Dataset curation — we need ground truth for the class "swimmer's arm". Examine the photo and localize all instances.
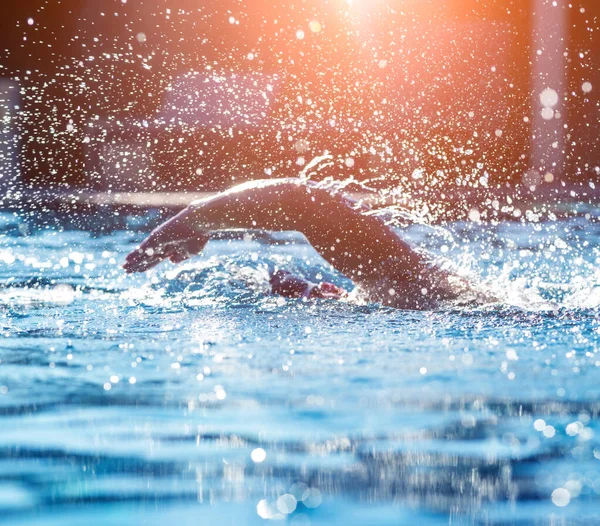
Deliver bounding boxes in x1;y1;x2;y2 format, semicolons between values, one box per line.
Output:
123;180;301;273
124;178;421;279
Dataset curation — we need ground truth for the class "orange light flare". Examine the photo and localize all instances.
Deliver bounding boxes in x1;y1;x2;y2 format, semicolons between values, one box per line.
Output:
326;0;527;149
118;1;530;191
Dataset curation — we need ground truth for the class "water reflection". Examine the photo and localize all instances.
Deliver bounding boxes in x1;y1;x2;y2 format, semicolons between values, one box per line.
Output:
0;221;599;523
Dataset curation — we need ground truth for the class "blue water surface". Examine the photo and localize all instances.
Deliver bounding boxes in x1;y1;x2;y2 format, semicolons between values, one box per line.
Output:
0;210;599;525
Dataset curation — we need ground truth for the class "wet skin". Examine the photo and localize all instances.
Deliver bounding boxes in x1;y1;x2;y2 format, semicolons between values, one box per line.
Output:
124;178;472;309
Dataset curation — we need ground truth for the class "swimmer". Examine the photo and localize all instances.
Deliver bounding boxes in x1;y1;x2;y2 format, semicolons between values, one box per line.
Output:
123;178;479;309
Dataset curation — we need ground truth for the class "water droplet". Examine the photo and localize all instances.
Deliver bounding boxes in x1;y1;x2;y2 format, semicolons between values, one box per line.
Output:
551;487;570;507
251;448;266;463
540;88;559;108
277;494;297;515
309;20;322;33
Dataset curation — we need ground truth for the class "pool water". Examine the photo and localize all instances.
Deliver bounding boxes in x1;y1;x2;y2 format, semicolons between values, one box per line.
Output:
0;210;599;525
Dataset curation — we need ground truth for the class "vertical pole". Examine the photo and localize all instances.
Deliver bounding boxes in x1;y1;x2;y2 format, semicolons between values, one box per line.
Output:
529;0;568;186
0;79;20;197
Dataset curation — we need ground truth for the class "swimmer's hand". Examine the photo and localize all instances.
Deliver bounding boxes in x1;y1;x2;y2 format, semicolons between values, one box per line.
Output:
310;282;347;300
123;211;210;273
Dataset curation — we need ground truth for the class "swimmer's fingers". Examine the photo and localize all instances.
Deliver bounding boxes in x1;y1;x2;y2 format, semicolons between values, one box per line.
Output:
123;231;182;272
123;245;170;273
124;242;187;272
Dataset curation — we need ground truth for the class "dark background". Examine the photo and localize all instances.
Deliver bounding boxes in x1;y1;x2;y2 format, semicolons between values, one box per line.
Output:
0;0;597;205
